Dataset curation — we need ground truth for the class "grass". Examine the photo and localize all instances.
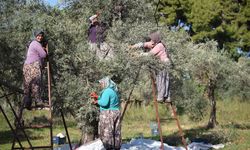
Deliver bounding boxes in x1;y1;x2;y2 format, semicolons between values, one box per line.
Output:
0;108;81;149
122;100;250;149
1;100;250;149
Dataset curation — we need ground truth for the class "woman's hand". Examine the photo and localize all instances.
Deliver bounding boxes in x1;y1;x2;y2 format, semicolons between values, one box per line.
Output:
92;99;98;105
144;41;155;49
90;92;98;100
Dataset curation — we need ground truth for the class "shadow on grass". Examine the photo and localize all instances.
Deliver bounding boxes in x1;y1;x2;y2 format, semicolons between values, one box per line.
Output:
162;125;228;146
221;122;250;130
123;125;230;147
0;130;14;144
0;129;46;145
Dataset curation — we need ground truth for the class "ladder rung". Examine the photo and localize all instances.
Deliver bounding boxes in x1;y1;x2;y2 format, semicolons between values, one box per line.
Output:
31;104;50;109
161;118;176;121
13;145;52;149
21;124;52;129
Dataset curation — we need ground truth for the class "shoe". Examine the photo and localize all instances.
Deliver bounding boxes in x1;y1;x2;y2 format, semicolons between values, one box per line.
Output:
35;99;50;110
43;99;49;104
23;96;32;110
157;99;164;103
164;98;171;103
34;101;46;108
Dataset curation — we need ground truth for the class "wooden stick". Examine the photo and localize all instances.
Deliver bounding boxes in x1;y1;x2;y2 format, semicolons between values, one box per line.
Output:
120;66;142;122
46;43;53;149
150;73;164;150
168;102;188;150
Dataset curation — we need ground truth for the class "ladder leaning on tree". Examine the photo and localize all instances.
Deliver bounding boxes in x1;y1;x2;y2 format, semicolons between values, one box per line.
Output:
120;69;188;150
0;43;72;150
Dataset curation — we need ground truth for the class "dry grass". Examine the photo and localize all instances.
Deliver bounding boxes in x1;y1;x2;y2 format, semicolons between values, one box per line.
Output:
1;100;250;149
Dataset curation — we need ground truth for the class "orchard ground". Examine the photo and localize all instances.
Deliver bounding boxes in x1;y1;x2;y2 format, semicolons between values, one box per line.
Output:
0;100;250;149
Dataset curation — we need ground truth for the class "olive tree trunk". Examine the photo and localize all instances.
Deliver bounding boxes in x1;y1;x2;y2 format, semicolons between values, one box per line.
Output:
207;80;218;128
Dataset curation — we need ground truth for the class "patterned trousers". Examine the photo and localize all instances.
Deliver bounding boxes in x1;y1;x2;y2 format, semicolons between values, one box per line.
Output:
99;110;121;150
23;61;42;104
155;69;170;101
88;42;114;60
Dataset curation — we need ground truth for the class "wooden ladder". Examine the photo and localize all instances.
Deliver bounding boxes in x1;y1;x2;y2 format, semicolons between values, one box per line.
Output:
120;69;188;150
150;73;188;150
0;44;72;150
13;50;53;149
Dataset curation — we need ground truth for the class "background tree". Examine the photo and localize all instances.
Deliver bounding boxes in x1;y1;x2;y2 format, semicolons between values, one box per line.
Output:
158;0;250;59
185;41;234;128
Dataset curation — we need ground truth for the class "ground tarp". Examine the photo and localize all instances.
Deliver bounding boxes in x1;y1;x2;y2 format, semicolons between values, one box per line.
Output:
74;138;224;150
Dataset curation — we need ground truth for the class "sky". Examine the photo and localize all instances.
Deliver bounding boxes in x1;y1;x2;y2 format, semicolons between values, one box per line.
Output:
44;0;58;7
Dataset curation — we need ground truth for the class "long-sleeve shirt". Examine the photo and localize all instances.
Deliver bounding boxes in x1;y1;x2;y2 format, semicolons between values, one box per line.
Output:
149;43;169;63
88;25;97;43
133;42;170;63
24;40;47;64
88;23;107;44
98;87;120;111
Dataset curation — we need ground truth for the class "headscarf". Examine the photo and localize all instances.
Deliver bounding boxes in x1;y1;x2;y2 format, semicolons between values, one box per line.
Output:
149;31;161;44
99;76;118;92
89;14;98;22
34;30;44;37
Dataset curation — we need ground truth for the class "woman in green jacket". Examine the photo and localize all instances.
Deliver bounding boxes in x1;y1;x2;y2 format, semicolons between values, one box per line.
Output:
91;76;121;150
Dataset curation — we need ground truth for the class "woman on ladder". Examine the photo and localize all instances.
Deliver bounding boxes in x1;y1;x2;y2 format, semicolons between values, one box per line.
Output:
130;31;171;103
23;30;47;110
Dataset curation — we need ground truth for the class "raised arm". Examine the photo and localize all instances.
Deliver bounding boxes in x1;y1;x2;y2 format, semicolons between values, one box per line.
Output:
129;42;144;49
129;41;154;49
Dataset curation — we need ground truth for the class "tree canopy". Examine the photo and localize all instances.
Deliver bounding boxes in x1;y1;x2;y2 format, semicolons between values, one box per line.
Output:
158;0;250;59
0;0;249;143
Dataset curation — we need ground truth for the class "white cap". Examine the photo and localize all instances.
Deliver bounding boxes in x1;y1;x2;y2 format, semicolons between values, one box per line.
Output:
56;133;65;138
89;14;98;21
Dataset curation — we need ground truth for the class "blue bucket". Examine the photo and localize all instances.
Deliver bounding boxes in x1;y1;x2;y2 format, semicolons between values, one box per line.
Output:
53;136;66;145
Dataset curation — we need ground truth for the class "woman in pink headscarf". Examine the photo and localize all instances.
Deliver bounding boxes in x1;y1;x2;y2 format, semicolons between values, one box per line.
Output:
130;31;171;103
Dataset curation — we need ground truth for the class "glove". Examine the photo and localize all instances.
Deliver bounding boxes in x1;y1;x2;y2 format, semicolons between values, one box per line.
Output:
90;92;98;100
140;52;149;56
129;42;144;49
